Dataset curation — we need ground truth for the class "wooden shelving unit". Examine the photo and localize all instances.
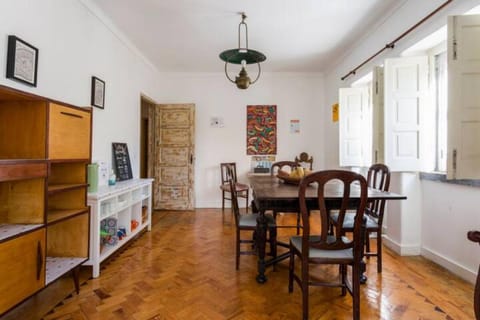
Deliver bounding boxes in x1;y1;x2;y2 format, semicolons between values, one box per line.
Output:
0;84;92;315
84;179;153;278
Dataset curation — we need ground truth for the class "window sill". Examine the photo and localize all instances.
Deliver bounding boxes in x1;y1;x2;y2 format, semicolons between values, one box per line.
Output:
419;172;480;188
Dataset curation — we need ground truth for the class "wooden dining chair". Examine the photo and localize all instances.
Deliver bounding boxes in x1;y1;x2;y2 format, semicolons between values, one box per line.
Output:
294;152;313;170
289;170;368;320
329;163;390;273
468;230;480;320
220;162;249;212
271;161;302;235
226;164;277;270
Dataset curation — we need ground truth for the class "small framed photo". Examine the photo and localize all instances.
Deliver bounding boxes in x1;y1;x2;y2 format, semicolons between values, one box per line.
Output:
6;35;39;87
91;76;105;109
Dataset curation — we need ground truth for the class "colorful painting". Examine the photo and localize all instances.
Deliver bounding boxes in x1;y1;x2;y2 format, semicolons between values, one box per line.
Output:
246;105;277;155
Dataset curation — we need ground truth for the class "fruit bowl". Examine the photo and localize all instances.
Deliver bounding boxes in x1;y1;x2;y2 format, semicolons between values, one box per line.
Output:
276;170;302;185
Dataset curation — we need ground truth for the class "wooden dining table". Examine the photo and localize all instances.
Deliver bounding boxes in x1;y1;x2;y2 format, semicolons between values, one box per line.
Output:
248;174;407;284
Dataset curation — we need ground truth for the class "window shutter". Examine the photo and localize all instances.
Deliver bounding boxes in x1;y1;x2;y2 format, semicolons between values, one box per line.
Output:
447;14;480;179
372;66;385;164
384;56;430;171
339;87;370;167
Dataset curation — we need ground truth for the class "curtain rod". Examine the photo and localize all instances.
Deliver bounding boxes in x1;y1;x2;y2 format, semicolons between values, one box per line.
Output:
341;0;453;81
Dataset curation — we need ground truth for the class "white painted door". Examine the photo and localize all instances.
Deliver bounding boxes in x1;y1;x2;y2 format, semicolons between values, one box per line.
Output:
339;87;370;167
447;14;480;179
384;56;431;171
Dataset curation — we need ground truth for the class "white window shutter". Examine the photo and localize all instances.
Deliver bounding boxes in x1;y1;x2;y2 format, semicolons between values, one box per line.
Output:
372;66;385;164
384;56;430;172
339;87;370;167
447;14;480;179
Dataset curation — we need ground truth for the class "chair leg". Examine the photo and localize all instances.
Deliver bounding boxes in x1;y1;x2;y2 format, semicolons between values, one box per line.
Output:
236;229;240;270
365;232;371;259
352;262;361;320
301;261;309;320
296;212;301;235
340;264;347;296
288;247;294;293
377;231;382;273
269;227;277;271
222;190;225;211
245;190;249;213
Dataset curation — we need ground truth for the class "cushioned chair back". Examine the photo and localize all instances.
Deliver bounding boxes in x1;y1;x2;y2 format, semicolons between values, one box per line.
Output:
221;162;238;185
225;164;241;226
294;152;313;170
298;170;368;254
270;161;299;176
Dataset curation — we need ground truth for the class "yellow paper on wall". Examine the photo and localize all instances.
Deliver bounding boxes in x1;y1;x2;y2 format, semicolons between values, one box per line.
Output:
332;103;339;122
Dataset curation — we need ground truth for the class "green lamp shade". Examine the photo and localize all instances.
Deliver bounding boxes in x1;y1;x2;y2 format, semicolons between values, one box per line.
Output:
219;49;266;64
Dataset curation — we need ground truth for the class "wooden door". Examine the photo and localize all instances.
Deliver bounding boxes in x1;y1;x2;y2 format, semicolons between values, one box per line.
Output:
153;104;195;210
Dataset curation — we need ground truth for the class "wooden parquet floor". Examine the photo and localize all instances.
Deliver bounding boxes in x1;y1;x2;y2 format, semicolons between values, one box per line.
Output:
9;209;476;319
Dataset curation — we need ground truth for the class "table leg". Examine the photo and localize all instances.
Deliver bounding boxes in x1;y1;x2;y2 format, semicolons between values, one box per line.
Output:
360;216;368;284
256;209;268;284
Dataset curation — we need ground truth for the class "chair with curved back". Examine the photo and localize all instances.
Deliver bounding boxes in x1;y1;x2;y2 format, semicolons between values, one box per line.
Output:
220;162;249;212
329;163;390;273
288;170;368;320
468;230;480;320
271;161;302;235
225;164;277;270
295;152;313;170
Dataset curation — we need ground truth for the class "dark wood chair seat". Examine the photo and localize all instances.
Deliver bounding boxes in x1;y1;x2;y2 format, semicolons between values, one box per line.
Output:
330;212;379;229
220;182;249;193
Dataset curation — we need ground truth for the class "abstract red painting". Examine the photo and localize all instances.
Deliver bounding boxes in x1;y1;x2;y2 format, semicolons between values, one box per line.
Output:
246;105;277;155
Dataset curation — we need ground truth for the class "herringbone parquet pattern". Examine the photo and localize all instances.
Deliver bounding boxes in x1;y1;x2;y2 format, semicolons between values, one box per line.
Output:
34;209;475;319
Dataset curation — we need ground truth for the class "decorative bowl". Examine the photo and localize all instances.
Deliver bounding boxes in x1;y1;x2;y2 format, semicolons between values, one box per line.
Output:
276;170;302;185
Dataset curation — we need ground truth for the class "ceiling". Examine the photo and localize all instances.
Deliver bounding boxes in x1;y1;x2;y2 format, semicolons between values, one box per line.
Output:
93;0;403;73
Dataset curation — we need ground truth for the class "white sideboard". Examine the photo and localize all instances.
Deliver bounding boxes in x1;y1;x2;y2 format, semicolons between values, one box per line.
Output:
84;178;153;278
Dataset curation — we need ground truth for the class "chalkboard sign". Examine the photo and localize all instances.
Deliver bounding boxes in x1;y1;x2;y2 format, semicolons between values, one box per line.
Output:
112;142;133;181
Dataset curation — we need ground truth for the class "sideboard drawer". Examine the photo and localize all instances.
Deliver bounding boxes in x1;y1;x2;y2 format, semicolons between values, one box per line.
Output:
48;103;91;160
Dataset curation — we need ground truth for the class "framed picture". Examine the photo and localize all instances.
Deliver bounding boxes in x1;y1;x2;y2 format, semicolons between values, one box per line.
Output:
91;76;105;109
6;35;39;87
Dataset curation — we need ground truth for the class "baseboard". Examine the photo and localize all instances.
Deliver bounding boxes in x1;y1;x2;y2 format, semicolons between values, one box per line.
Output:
421;246;477;284
194;201;248;209
383;235;421;256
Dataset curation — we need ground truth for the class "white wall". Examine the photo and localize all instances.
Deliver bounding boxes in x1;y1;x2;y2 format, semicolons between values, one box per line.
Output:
0;0;160;176
0;1;326;209
155;72;325;207
324;0;480;283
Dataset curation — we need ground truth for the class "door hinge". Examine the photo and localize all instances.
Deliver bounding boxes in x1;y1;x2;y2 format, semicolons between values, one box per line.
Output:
453;39;457;60
452;16;458;61
453;149;457;170
375;150;378;163
375;81;378;95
